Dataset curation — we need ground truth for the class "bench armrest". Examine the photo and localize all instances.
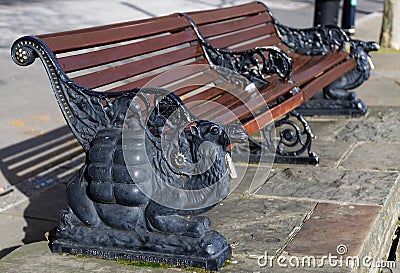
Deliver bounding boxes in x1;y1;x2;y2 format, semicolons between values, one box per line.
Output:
201;42;293;86
275;23;350;55
182;13;292;86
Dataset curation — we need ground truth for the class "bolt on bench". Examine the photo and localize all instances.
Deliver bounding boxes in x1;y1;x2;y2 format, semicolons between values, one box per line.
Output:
11;2;377;271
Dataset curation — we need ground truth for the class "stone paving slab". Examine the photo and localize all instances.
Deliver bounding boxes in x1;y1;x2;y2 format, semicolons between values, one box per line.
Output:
206;197;315;257
306;118;351;142
334;107;400;143
255;167;399;206
285;203;381;257
310;140;353;168
360;76;400;107
341;142;400;172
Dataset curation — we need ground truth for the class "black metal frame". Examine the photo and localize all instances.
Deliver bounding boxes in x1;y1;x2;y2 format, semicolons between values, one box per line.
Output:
11;36;250;271
258;2;379;117
183;13;320;165
182;13;293;89
242;110;319;165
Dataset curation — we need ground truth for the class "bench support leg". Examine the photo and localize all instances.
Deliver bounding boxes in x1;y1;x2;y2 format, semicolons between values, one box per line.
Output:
271;110;319;165
234;111;319;165
295;89;368;117
296;40;380;118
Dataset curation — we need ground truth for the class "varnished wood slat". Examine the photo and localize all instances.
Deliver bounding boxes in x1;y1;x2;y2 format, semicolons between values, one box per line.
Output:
197;81;294;124
238;34;282;49
104;59;209;92
182;86;223;104
301;58;356;101
182;81;236;106
59;30;197;73
40;16;190;53
72;45;203;89
38;16;170;39
229;34;282;50
198;14;274;38
243;93;304;136
187;2;269;25
209;25;276;50
293;51;349;85
168;70;221;94
188;81;252;118
290;54;313;71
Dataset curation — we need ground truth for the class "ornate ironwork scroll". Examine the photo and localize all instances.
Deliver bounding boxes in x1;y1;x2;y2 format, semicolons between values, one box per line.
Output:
243;110;318;165
182;14;293;88
11;36;140;151
255;1;379;117
275;23;349;55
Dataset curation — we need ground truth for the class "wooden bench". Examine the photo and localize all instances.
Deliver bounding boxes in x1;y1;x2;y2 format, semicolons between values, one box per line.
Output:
184;1;379;117
11;12;318;165
10;3;378;271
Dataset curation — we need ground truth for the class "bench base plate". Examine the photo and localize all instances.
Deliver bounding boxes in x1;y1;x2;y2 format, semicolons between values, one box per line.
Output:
50;239;231;271
240;150;319;165
296;98;368;117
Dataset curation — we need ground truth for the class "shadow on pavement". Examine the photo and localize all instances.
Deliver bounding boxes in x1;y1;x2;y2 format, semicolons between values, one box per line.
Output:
0;125;84;258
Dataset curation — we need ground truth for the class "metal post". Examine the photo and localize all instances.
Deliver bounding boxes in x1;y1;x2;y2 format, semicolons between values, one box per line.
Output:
314;0;341;26
342;0;356;34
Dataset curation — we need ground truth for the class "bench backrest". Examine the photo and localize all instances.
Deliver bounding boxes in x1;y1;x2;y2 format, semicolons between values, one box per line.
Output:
12;9;296;139
186;2;286;52
37;14;205;93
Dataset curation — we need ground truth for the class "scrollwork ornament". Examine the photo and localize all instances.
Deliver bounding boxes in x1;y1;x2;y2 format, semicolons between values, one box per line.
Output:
275;23;349;55
273;111;315;158
12;45;36;66
182;14;292;85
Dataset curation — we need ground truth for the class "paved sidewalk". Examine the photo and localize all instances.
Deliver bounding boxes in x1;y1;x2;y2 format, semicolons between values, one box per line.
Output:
0;1;399;273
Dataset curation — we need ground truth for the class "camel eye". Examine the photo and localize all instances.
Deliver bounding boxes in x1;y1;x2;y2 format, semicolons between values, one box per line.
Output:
210;126;220;135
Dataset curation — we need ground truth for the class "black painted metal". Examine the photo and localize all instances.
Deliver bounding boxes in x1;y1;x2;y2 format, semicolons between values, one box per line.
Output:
11;36;249;271
314;0;341;26
183;13;293;88
342;0;356;34
255;2;380;117
234;111;319;165
275;23;349;55
296;40;379;117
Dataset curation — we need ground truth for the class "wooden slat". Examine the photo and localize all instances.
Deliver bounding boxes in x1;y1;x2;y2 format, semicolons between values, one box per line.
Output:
59;30;197;73
243;93;304;136
72;45;203;89
38;16;165;39
209;24;276;49
230;34;282;50
187;2;269;25
301;58;356;101
168;69;220;93
293;51;349;85
182;81;237;108
197;81;294;124
104;59;208;92
40;16;190;53
198;14;274;38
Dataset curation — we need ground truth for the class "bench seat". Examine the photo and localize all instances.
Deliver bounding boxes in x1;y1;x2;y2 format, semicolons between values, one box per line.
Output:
185;1;378;117
12;13;304;151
